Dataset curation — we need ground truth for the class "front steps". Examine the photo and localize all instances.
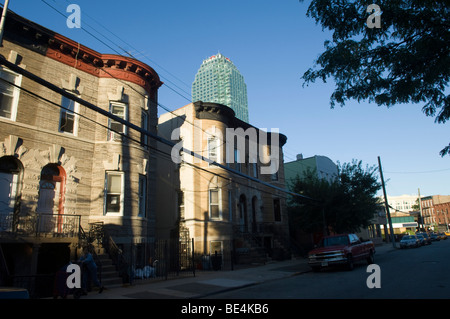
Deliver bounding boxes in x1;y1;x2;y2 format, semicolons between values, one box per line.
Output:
95;252;123;288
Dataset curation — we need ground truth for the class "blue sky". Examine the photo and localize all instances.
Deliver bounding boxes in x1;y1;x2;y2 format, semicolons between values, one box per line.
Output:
9;0;450;197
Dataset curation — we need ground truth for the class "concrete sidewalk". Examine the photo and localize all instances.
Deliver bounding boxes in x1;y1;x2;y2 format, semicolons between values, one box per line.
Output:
79;243;397;299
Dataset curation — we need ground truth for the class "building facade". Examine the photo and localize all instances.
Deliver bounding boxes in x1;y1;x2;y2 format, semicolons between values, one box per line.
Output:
0;10;162;292
156;101;290;269
434;201;450;232
420;195;450;231
192;53;249;123
284;154;338;186
285;154;384;247
386;194;419;215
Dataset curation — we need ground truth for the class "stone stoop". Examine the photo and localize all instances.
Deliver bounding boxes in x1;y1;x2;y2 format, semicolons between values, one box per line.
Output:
96;253;123;288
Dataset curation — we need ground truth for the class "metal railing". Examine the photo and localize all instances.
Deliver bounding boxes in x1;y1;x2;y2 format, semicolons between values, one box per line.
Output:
0;212;81;238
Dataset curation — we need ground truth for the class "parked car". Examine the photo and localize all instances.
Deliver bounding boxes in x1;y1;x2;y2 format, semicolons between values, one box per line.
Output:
415;234;426;246
307;233;375;271
430;233;440;241
417;232;432;245
438;232;448;240
400;235;420;249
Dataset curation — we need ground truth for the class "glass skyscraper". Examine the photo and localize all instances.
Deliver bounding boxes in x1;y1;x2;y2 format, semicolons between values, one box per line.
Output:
192;53;249;123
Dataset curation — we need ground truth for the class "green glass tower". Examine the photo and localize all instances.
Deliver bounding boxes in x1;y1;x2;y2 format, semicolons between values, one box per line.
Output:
192;53;249;123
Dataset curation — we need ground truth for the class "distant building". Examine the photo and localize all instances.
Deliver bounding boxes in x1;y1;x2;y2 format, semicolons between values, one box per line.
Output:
285;154;384;246
420;195;450;231
434;201;450;232
284;154;338;187
192;53;249;122
381;194;450;233
386;194;419;214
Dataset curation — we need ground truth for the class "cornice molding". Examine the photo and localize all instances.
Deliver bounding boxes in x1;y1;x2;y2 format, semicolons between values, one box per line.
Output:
47;35;163;92
3;9;163;93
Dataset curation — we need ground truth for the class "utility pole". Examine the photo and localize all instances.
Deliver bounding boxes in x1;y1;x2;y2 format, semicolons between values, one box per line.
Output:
378;156;396;248
418;188;424;231
0;0;10;47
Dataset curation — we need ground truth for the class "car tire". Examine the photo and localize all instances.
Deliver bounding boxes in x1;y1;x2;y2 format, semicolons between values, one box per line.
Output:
347;255;354;271
366;250;374;265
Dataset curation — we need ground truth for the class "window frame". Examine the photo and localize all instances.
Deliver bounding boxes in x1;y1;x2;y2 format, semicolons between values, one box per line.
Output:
108;101;128;141
58;93;80;136
207;136;219;165
140;110;149;148
138;174;147;218
0;67;22;121
209;188;222;220
104;171;124;215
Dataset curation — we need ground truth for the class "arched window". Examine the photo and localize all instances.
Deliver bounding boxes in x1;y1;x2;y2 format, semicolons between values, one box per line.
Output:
37;164;66;215
0;156;23;230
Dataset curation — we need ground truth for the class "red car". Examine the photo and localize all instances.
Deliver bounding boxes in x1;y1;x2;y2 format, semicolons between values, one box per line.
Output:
308;234;375;271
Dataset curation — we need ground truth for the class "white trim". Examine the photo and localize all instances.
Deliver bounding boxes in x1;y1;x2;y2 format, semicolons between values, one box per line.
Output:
104;171;124;216
0;67;21;122
207;135;220;166
58;94;80;136
108;101;128;141
209;188;222;220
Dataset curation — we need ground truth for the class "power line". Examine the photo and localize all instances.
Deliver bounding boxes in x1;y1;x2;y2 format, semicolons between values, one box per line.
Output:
0;56;315;201
2;4;314;200
40;0;193;101
0;74;292;201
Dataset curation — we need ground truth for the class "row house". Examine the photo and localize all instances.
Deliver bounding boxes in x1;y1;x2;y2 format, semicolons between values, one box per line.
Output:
420;195;450;231
434;202;450;232
0;10;162;292
156;101;290;269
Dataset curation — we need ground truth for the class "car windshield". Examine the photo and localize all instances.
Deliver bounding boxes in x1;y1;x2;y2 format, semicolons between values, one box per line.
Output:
402;236;412;240
322;236;349;247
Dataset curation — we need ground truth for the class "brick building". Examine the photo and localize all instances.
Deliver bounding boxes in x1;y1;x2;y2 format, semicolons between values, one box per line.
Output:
421;196;450;232
0;10;162;294
156;101;291;269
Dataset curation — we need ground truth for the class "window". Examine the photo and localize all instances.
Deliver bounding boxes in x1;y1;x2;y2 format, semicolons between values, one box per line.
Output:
209;188;221;220
208;136;219;164
0;68;21;121
59;95;79;135
0;157;22;224
273;198;281;222
252;163;258;178
138;175;147;217
178;191;185;220
141;111;148;147
37;164;66;219
105;172;123;215
234;148;241;172
108;102;127;141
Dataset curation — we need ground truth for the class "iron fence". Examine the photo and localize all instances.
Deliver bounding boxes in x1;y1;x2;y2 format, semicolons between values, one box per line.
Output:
0;213;81;238
130;237;196;284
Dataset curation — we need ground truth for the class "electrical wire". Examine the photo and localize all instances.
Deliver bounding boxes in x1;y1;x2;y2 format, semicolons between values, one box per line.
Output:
1;3;316;200
0;63;312;202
